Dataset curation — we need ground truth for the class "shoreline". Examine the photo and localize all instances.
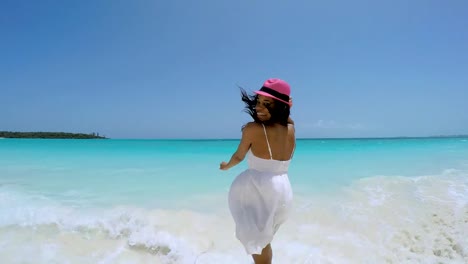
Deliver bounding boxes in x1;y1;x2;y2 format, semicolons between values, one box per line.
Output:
0;131;107;139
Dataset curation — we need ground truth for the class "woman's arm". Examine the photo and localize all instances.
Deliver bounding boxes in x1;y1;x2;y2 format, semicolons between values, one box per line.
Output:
220;123;255;170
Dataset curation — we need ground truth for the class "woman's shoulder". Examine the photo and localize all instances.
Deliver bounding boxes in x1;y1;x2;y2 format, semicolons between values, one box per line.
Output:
241;122;262;133
287;123;296;139
242;122;262;129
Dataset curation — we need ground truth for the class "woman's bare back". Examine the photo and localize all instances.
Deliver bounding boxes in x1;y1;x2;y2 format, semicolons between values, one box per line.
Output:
249;123;295;161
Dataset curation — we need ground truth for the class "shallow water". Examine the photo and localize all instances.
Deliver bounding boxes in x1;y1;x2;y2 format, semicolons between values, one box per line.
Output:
1;138;467;263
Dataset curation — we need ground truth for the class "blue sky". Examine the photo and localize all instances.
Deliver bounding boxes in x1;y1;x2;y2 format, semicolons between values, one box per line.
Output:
1;0;467;139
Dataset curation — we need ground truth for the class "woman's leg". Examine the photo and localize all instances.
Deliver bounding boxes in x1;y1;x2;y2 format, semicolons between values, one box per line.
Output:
252;244;272;264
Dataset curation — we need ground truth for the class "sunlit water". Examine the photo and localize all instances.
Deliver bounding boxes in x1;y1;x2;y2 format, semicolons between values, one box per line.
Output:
1;138;467;263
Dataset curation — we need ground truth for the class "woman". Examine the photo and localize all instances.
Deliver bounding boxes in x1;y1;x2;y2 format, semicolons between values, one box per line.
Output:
220;78;295;264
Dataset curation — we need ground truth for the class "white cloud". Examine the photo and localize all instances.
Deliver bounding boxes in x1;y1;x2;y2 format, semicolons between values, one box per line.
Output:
305;120;367;130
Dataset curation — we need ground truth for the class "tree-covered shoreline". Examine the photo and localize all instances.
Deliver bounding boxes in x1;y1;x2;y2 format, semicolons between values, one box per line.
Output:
0;131;107;139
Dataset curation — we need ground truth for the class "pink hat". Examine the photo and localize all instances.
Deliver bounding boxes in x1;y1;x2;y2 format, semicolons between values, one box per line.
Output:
254;78;291;106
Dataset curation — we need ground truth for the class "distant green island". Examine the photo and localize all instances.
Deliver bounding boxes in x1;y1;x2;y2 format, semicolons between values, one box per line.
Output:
0;131;108;139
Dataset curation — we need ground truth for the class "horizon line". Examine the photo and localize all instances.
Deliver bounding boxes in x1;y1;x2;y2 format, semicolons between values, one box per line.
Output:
108;135;468;140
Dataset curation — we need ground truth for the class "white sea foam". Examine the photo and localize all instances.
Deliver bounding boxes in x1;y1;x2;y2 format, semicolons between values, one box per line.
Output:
1;170;467;263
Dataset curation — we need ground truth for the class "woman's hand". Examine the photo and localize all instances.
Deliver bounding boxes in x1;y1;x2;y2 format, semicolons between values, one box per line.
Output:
219;161;229;170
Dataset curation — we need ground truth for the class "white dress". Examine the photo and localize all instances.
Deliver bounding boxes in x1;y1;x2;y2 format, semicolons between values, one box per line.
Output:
228;124;294;255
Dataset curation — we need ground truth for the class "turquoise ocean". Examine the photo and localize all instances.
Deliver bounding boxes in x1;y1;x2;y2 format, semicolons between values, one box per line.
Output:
0;138;467;263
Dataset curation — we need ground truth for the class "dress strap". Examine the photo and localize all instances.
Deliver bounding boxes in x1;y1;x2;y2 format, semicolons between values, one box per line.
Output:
290;142;296;159
261;124;273;160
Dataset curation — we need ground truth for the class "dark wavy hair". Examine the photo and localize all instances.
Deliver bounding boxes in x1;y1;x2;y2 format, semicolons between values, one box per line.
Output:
240;87;290;126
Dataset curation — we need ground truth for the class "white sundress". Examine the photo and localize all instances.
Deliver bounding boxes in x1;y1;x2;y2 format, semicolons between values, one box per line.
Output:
228;124;294;255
